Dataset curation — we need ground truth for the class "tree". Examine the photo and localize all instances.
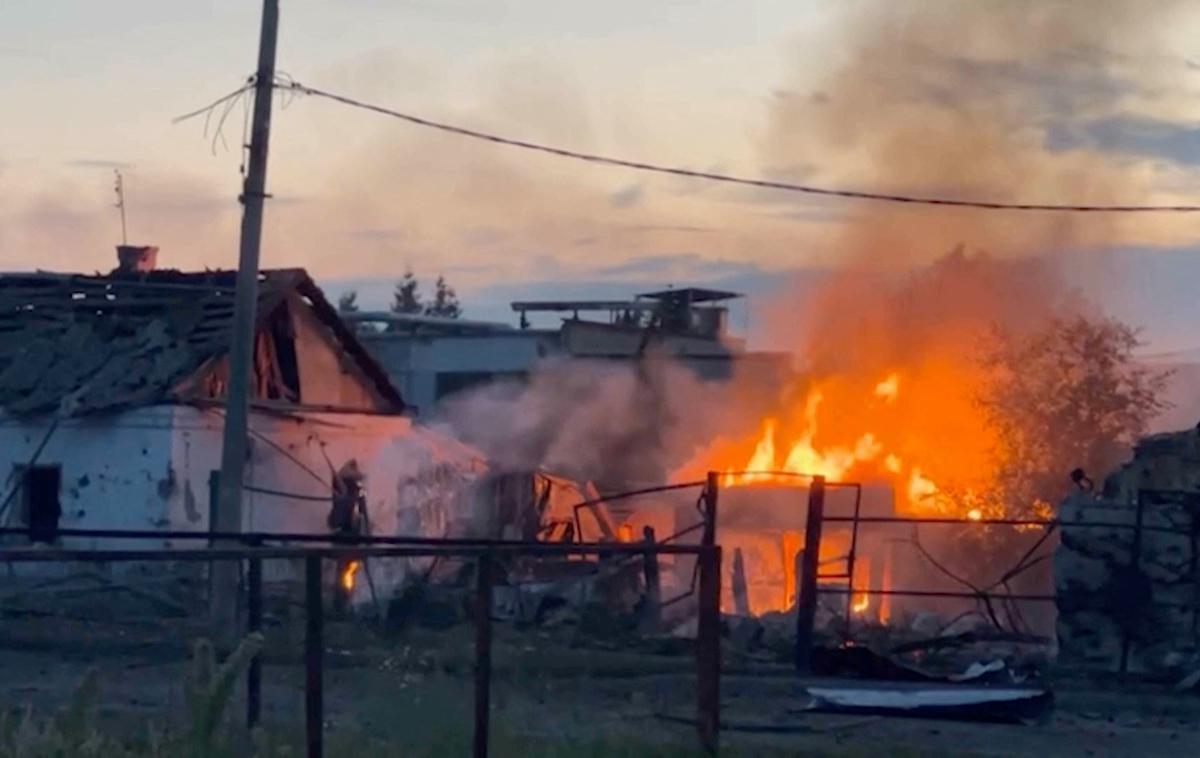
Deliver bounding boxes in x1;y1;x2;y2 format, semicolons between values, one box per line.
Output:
424;275;462;319
391;269;422;314
337;290;359;314
978;314;1170;517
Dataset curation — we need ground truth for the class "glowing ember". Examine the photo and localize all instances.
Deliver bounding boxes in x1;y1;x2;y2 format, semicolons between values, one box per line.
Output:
967;508;983;521
851;593;871;614
340;560;361;592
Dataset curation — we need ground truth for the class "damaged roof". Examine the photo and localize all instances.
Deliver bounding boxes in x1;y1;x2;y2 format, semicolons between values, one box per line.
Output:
0;268;405;417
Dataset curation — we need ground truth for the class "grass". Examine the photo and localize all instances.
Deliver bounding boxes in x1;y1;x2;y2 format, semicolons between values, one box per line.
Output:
0;628;957;757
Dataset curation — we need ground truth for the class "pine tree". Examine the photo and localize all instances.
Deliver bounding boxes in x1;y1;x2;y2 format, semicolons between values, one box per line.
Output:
425;275;462;319
391;269;422;314
337;290;359;314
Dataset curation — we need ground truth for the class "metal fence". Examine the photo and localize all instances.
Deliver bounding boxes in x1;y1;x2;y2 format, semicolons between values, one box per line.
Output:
0;533;722;757
5;472;1194;753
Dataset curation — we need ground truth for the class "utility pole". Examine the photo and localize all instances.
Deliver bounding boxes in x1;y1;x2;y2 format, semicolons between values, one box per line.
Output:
213;0;280;628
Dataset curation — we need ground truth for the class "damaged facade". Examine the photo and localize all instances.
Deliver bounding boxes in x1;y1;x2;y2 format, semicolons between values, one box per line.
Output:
0;261;484;561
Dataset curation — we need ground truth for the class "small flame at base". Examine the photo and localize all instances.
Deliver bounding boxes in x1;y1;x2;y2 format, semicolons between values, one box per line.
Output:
340;560;361;592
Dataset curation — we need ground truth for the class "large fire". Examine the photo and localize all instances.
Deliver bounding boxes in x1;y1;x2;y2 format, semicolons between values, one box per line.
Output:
708;369;996;516
676;363;1006;619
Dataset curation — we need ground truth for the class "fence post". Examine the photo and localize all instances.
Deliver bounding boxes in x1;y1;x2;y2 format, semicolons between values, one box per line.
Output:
795;475;826;673
696;544;722;755
702;472;720;547
246;554;263;730
641;526;662;632
207;471;221;546
206;472;220;607
474;552;495;758
305;556;323;758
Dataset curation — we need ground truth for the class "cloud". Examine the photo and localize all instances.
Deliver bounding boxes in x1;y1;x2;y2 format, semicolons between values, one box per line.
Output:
1048;115;1200;166
623;224;718;235
346;228;404;241
608;183;644;209
592;252;760;281
460;226;507;246
758;0;1200;265
65;159;134;170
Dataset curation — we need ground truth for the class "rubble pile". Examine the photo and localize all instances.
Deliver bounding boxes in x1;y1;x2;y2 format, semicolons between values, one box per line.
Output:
1056;427;1200;675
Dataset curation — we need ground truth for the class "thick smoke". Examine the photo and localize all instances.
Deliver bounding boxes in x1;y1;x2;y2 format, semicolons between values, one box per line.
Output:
436;1;1196;495
435;355;745;489
754;0;1195;462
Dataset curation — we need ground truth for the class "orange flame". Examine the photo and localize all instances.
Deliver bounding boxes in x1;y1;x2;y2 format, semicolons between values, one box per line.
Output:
340;560;361;592
711;374;966;516
680;366;1003;619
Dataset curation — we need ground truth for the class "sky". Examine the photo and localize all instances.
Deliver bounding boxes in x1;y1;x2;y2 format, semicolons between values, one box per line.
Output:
4;1;1200;349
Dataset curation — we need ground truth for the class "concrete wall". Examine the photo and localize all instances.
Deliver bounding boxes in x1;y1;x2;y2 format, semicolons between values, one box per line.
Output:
0;406;178;545
161;406;485;539
362;332;556;414
1056;428;1200;674
1;405;487;595
362;328;795;418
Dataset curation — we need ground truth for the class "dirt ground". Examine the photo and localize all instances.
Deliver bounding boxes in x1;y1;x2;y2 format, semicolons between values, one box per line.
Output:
1;605;1199;757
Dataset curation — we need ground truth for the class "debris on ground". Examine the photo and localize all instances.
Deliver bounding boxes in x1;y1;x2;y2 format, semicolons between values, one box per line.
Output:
801;680;1054;724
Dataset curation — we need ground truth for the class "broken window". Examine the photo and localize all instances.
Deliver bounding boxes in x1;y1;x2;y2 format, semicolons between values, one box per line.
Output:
13;464;62;543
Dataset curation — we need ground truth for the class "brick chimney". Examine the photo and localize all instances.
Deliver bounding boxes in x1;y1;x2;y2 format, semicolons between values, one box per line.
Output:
116;245;158;273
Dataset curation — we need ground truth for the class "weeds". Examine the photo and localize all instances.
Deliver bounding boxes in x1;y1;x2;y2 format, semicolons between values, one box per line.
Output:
0;635;267;758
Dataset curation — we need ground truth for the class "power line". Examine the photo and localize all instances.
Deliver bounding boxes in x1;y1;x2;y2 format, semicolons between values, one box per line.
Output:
278;79;1200;214
172;80;254;126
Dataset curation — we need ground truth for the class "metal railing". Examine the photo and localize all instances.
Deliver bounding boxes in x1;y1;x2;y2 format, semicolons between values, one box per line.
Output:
0;533;723;757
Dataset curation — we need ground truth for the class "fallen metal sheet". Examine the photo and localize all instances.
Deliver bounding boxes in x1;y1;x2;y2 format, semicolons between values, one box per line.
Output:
804;682;1053;724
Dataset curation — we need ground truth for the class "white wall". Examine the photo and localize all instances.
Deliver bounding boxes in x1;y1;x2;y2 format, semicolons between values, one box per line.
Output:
0;406;178;545
164;405;485;539
362;332;555;414
167;405;487;598
2;405;487;595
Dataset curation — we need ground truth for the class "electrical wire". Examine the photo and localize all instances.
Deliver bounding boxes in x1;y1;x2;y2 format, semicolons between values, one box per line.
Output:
172;80;255;126
277;79;1200;214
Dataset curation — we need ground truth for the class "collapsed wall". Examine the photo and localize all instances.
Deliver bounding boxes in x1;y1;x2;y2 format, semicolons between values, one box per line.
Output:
1056;426;1200;673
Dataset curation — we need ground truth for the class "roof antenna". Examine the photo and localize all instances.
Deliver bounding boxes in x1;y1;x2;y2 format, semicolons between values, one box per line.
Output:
113;169;128;245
